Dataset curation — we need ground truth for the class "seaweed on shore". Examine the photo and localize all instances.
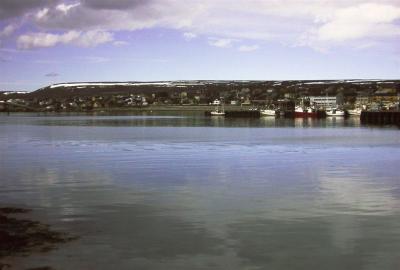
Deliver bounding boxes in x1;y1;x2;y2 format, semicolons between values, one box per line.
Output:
0;207;77;270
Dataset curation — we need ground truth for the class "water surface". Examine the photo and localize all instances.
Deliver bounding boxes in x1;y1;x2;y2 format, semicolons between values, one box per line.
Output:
1;112;400;270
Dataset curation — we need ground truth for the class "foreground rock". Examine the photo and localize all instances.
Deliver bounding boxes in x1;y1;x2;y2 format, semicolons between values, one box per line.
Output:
0;207;76;270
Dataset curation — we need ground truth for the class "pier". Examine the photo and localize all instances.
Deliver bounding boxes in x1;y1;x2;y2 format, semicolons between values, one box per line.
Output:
205;110;400;126
361;111;400;126
225;111;260;118
205;110;328;118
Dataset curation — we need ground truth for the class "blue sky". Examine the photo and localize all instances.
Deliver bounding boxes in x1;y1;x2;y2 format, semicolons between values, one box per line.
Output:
0;0;399;91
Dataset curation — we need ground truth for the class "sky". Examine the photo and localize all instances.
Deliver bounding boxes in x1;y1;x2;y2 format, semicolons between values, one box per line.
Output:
0;0;399;91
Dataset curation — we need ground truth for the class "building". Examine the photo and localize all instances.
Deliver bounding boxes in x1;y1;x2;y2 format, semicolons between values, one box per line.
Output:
355;96;369;106
309;96;337;108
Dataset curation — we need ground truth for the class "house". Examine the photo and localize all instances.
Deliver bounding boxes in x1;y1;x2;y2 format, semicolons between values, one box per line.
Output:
69;102;79;108
93;101;103;108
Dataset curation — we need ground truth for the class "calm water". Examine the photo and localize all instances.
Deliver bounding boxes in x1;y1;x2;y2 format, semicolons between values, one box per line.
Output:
1;112;400;270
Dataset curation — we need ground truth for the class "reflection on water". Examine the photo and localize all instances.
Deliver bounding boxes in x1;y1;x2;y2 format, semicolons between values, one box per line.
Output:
1;113;400;270
0;111;365;128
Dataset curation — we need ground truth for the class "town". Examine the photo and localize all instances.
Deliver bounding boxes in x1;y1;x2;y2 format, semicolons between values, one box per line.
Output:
1;80;399;114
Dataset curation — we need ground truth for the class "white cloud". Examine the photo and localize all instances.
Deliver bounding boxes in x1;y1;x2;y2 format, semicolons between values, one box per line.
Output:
316;3;400;42
17;31;79;49
17;30;113;49
113;40;129;47
208;38;235;48
238;45;259;52
297;2;400;49
183;32;197;41
0;24;17;38
73;30;114;47
56;3;81;14
35;8;49;20
4;0;400;51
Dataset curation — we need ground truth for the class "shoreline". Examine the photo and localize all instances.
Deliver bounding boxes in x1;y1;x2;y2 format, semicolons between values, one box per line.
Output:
1;104;253;113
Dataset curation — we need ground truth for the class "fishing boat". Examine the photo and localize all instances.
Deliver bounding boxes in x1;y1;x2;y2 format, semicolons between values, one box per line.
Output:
210;109;225;116
294;106;318;117
326;108;345;116
260;109;276;116
347;108;362;116
210;102;225;116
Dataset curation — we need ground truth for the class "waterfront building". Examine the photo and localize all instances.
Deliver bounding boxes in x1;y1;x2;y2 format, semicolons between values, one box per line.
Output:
309;96;337;108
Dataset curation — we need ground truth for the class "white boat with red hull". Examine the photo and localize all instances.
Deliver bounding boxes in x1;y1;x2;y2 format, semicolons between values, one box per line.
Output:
294;106;318;117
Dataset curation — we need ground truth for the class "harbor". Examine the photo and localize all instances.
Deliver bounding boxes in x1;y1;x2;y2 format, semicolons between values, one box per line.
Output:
205;106;400;126
2;1;400;268
202;93;400;126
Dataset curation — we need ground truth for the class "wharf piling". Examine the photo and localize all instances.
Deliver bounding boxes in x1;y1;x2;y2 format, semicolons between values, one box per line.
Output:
283;110;326;118
225;111;260;118
360;111;400;126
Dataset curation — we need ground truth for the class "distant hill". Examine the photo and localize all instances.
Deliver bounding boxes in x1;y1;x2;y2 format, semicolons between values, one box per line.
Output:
2;80;400;100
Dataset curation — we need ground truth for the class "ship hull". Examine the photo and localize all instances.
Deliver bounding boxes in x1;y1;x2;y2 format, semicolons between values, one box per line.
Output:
294;112;318;118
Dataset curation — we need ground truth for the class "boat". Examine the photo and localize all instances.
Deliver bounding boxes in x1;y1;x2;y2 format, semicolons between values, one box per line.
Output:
260;109;276;116
326;108;345;116
210;102;225;116
294;106;318;117
348;108;362;116
210;109;225;116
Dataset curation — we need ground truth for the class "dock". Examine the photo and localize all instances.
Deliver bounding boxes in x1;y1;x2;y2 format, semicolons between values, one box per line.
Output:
204;110;400;126
360;111;400;126
225;111;260;118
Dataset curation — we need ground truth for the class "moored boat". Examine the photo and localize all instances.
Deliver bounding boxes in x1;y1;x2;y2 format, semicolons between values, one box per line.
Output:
260;109;276;116
211;102;225;116
348;108;362;116
294;106;318;117
326;108;345;116
210;109;225;116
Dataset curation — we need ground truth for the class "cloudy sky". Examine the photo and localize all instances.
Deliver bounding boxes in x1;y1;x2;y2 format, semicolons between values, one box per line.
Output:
0;0;399;91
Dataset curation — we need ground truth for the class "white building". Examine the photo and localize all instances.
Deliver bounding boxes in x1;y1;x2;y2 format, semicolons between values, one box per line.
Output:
212;99;221;105
309;96;337;108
